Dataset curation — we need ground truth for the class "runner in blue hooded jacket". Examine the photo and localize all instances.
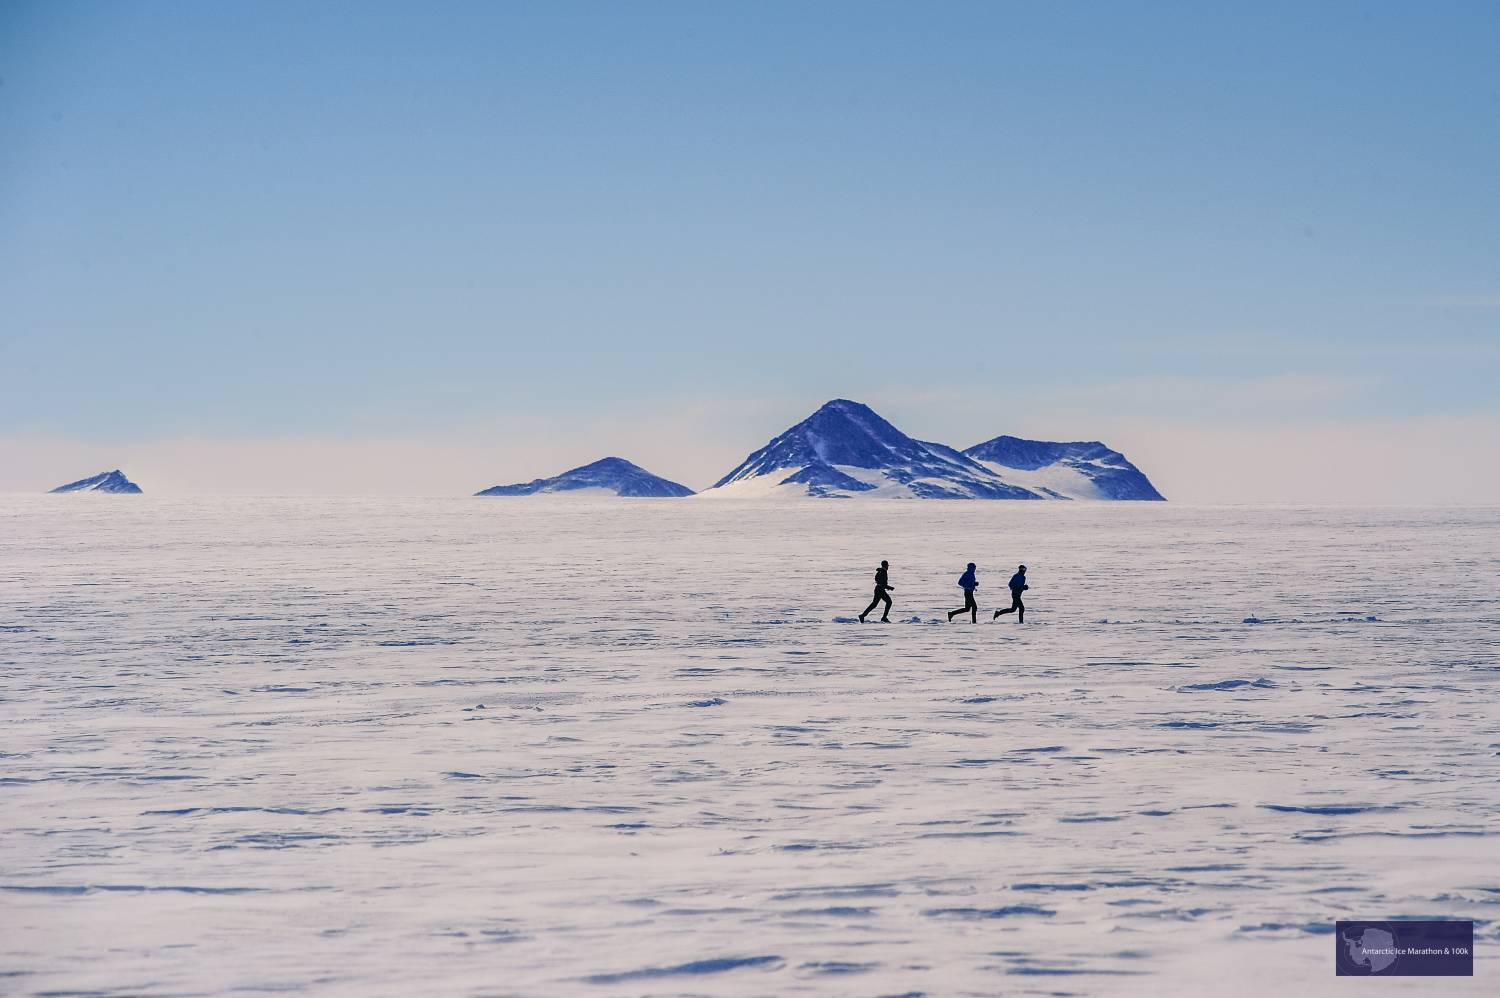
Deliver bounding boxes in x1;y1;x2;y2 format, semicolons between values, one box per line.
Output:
947;563;979;623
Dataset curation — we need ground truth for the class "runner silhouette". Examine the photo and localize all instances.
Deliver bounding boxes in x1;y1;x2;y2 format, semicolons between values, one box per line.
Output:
994;564;1028;622
947;563;979;623
859;560;894;623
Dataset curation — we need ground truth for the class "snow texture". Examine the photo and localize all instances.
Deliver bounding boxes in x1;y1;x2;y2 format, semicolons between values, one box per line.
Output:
476;456;694;497
702;399;1162;500
1;497;1496;995
47;469;142;494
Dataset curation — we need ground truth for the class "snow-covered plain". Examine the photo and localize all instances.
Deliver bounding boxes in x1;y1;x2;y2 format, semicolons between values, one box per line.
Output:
1;497;1496;995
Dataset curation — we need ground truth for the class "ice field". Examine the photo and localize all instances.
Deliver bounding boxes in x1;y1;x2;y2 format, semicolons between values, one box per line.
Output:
2;497;1497;995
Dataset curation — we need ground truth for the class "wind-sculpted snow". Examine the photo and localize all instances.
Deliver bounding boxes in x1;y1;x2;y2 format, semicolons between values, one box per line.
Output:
1;499;1497;994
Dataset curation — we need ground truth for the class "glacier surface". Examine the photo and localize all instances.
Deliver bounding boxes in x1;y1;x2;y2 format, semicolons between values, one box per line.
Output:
0;497;1496;995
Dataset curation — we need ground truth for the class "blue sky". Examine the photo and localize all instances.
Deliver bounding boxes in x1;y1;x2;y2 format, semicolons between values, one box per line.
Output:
2;1;1497;498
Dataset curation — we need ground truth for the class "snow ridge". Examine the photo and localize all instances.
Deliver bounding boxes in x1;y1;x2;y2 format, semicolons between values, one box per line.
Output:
964;436;1165;501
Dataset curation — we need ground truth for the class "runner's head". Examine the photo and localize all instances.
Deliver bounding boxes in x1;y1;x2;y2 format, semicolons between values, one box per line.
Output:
967;562;976;570
1018;565;1026;573
881;560;888;568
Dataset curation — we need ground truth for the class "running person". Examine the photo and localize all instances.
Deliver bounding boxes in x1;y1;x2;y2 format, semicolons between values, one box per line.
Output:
994;564;1028;622
947;563;979;623
859;560;894;623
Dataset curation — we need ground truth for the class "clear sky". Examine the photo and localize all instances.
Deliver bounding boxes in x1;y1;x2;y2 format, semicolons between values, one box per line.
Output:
3;1;1497;500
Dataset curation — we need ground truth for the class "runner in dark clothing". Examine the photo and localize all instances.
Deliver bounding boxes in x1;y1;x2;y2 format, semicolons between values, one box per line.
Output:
947;563;979;623
994;565;1028;622
859;560;894;623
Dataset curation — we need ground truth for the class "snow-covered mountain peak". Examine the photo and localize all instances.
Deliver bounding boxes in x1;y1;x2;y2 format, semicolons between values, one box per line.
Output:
475;457;694;498
49;470;143;494
698;400;1164;501
964;436;1164;501
705;400;1040;499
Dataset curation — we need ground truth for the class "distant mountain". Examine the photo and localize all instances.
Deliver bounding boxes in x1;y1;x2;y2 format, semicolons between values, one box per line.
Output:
475;457;694;497
697;399;1163;500
49;470;143;494
964;436;1165;501
701;399;1041;499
